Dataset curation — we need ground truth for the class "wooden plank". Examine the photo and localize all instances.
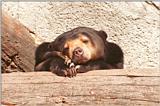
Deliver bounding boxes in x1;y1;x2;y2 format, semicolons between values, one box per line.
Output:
2;12;36;72
2;69;160;106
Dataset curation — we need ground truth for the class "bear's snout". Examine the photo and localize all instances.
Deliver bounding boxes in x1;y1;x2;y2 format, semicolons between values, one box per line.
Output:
73;47;84;57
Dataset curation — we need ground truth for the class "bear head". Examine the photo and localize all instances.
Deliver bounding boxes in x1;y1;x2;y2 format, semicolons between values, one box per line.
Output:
51;27;108;64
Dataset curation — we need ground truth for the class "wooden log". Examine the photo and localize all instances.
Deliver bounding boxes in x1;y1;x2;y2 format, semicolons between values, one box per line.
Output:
2;69;160;106
2;12;36;72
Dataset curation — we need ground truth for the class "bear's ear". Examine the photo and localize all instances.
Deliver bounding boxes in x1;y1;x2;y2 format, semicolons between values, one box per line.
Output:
97;30;108;40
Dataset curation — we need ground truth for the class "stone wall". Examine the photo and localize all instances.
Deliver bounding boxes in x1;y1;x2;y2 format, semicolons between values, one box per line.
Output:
2;2;160;69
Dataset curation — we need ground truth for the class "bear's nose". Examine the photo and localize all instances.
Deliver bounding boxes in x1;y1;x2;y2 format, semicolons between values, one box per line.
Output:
73;47;83;56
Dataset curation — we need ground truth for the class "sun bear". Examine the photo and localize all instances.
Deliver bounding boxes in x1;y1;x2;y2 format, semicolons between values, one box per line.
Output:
34;27;124;77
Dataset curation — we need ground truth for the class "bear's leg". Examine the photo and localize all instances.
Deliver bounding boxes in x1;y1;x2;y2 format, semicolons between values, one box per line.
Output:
75;59;108;73
49;57;78;77
107;62;123;69
34;58;53;71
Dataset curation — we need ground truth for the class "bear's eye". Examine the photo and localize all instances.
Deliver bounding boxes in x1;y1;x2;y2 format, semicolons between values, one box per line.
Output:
64;47;69;51
82;40;89;44
63;47;69;54
80;35;89;44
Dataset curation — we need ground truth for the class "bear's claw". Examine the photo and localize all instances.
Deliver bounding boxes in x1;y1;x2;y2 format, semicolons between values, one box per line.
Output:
63;56;81;77
64;56;72;66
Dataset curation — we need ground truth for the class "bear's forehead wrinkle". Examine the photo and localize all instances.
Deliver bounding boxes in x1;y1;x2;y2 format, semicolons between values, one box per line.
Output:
54;27;104;49
58;27;99;40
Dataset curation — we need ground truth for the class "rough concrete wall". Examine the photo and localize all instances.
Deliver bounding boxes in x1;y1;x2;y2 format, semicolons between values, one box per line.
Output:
2;2;160;69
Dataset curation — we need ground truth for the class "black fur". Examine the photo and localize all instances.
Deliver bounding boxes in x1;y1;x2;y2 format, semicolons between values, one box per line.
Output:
34;27;124;77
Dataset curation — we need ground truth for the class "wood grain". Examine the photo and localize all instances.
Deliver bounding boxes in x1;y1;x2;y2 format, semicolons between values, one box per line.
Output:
2;12;36;72
2;69;160;106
